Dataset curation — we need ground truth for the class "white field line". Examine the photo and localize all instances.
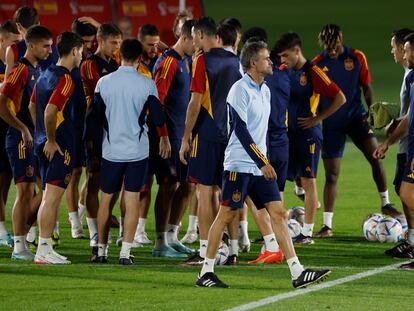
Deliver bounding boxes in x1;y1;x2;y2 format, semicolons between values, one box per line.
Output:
227;261;411;311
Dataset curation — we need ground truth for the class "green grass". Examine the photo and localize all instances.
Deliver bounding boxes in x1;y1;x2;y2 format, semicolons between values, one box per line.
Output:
1;142;413;311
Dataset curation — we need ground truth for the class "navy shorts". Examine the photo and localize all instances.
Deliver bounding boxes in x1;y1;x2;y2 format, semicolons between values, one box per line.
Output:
187;135;225;186
402;153;414;184
268;143;289;192
100;158;148;193
85;133;102;173
73;128;85;168
155;139;188;184
0;122;11;174
38;144;74;190
221;171;281;210
393;153;407;194
287;132;321;180
6;141;37;184
322;115;375;159
147;123;159;176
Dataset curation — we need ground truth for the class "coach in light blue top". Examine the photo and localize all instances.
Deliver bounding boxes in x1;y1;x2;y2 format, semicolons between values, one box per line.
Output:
225;73;271;176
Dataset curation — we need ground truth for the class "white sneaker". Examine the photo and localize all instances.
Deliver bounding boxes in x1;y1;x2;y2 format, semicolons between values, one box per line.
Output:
135;231;152;245
132;239;143;248
238;235;251;253
90;233;98;247
71;226;85;239
34;252;71;264
180;230;198;244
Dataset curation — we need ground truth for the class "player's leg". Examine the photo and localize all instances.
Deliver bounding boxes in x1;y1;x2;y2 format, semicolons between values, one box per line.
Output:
397;180;414;267
85;163;100;247
180;183;198;244
0;170;13;247
296;176;318;244
238;203;250;252
66;166;84;238
135;176;152;244
78;177;87;219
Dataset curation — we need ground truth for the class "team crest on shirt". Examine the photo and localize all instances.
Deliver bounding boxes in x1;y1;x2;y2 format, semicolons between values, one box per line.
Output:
232;190;241;203
64;174;72;185
26;165;34;177
305;166;311;172
344;58;354;71
31;75;35;80
299;73;307;86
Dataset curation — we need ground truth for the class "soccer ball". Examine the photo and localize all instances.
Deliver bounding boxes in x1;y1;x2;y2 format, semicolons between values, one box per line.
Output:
376;217;403;243
362;215;382;241
288;206;305;225
287;219;302;239
395;214;408;237
215;243;229;265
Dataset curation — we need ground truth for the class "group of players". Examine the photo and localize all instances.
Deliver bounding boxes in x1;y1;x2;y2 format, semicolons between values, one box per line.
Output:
0;5;413;289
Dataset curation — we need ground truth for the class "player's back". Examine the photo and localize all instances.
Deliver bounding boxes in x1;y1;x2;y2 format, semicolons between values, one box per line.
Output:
97;66;157;162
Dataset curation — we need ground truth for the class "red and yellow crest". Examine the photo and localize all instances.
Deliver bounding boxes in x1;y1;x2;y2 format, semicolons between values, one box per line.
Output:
232;190;241;203
344;58;354;71
299;73;307;86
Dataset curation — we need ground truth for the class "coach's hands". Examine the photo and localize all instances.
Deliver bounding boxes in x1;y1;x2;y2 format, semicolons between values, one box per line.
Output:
21;127;33;149
159;136;171;159
373;142;388;160
261;163;277;181
44;139;63;161
179;137;191;165
298;116;320;129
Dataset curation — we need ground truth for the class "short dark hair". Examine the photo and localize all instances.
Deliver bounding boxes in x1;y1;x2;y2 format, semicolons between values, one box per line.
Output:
72;20;97;37
181;20;195;38
14;6;39;29
25;25;53;43
120;38;142;62
241;27;267;44
217;24;237;47
405;33;414;46
318;24;342;48
193;17;217;37
57;32;83;57
240;40;268;72
139;24;159;39
221;17;242;33
0;20;19;35
274;32;302;53
392;28;413;45
97;23;122;40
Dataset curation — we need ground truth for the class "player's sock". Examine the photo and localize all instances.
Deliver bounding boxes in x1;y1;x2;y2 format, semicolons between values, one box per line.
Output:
407;229;414;246
137;218;147;234
120;242;132;259
295;184;305;195
26;226;37;242
37;238;53;255
229;239;239;256
302;223;314;237
200;257;215;277
188;215;198;232
239;220;249;237
97;243;108;257
86;218;98;239
199;240;208;258
154;232;167;250
287;256;305;279
263;233;279;252
69;211;82;229
379;191;390;207
323;212;334;229
0;222;8;236
54;221;60;235
13;235;26;253
166;224;179;244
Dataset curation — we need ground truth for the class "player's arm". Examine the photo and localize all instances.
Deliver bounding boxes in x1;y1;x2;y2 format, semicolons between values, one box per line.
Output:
298;66;346;129
0;65;32;148
179;54;205;164
29;84;37;125
373;108;410;159
43;74;74;161
4;45;17;78
354;50;375;108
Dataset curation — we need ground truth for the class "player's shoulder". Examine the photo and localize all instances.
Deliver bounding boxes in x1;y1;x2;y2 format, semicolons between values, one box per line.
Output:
311;53;324;65
349;47;368;62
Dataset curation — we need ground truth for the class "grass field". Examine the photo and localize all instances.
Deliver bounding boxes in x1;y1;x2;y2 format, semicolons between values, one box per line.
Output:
2;1;414;310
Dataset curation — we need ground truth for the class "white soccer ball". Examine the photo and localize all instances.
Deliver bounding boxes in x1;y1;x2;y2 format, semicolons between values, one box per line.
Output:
288;206;305;225
215;243;229;265
376;217;403;243
395;214;408;237
287;219;302;239
362;216;381;241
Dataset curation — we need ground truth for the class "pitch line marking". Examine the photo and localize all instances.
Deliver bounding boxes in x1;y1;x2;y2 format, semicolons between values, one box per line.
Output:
227;261;411;311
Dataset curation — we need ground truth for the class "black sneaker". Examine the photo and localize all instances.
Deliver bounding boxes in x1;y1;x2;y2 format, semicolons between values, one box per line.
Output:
313;225;333;238
119;255;135;265
293;233;314;245
292;269;331;288
398;261;414;270
381;203;402;217
385;242;414;259
181;254;204;266
224;255;239;266
91;255;108;264
196;272;229;288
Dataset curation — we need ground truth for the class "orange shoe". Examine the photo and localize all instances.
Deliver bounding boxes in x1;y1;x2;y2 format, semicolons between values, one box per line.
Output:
248;250;284;264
